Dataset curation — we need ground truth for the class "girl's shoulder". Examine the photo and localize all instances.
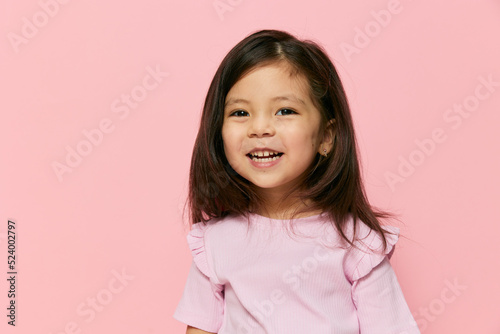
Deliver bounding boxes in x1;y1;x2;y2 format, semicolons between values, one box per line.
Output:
342;217;400;283
185;214;244;278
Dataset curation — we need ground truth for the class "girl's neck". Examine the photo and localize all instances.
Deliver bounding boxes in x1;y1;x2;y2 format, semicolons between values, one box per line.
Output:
250;192;322;220
254;208;324;220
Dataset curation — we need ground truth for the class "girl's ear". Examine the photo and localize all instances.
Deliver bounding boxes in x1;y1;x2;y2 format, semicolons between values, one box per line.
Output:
319;118;336;156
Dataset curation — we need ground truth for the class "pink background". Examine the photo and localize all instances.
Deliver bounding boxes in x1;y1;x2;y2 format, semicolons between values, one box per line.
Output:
1;0;499;333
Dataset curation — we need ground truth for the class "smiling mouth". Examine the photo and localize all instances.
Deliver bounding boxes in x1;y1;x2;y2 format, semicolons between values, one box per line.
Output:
246;152;284;162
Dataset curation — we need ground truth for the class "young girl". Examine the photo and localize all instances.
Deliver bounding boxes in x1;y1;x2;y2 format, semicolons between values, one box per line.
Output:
173;29;420;334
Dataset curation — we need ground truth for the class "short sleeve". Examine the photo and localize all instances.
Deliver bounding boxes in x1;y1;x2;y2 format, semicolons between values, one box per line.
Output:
173;223;225;332
343;222;420;333
351;258;420;333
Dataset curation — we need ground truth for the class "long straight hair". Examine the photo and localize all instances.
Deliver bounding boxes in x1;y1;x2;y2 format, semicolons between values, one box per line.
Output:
184;29;396;252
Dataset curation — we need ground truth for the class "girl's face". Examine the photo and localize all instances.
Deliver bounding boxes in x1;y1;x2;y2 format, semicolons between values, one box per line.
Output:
222;61;332;200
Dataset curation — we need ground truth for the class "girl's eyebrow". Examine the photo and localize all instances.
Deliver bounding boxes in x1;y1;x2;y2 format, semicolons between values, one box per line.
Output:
225;95;306;107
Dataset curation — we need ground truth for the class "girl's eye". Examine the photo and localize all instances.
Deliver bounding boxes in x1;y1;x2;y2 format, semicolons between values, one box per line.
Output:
229;110;249;117
276;108;297;116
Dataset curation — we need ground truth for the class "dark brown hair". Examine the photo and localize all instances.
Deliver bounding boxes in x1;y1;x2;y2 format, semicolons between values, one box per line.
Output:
183;29;397;252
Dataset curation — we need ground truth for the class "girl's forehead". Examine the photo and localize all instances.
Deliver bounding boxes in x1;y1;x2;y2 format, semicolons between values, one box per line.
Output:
227;62;310;97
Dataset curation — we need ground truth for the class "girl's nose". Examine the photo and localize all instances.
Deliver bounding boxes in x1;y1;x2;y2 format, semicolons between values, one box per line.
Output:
248;115;275;137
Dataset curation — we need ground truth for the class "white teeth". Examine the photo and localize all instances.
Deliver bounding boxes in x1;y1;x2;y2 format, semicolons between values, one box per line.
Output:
250;151;280;157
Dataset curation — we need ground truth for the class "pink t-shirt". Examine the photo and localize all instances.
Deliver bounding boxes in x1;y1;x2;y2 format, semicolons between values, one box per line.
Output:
173;212;420;333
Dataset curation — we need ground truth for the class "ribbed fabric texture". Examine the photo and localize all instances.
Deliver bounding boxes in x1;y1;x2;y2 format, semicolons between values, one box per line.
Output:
173;212;420;334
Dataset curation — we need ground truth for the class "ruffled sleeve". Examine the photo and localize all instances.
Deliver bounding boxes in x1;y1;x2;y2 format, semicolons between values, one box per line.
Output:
186;222;214;279
343;221;400;283
343;222;420;333
173;222;225;332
